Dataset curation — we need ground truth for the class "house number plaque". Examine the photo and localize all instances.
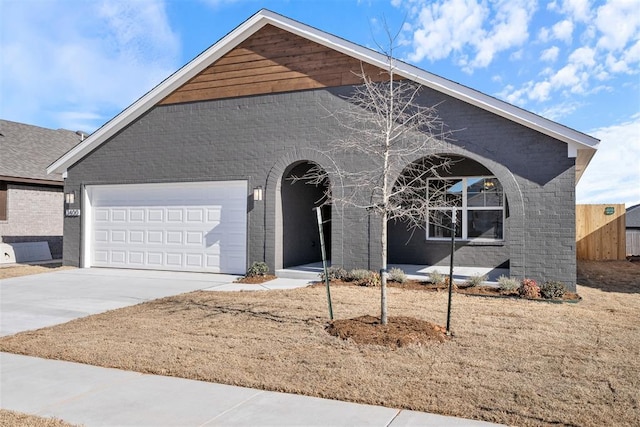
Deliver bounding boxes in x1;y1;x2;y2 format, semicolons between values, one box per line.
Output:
65;209;81;217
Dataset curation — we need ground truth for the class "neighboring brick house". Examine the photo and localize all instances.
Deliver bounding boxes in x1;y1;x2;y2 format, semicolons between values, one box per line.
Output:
48;10;598;290
0;120;82;259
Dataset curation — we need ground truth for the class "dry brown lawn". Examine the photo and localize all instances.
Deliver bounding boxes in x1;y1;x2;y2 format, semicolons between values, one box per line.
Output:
1;261;639;426
0;409;78;427
0;264;72;280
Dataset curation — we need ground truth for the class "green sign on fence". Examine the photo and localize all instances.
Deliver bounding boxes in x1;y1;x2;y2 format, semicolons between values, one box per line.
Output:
604;206;615;215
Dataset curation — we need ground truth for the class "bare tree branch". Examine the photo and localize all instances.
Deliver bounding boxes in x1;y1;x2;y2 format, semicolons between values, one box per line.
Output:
291;29;460;324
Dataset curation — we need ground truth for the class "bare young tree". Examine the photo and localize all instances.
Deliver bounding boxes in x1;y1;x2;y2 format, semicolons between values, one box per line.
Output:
298;49;454;325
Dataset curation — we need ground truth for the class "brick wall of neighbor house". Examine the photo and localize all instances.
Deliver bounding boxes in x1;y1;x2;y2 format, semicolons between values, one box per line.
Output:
0;184;64;258
63;85;577;289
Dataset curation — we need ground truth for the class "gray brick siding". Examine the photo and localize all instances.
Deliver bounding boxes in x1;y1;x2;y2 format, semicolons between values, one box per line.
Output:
63;85;577;290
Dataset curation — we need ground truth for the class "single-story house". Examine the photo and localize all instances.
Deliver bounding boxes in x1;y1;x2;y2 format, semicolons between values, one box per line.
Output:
48;10;599;291
1;119;83;260
626;204;640;256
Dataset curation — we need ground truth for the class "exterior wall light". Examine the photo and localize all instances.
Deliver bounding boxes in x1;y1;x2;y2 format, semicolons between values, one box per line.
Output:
65;191;75;204
253;186;263;201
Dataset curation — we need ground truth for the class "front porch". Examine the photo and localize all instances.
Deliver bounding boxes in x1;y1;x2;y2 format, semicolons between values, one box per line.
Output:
276;262;509;285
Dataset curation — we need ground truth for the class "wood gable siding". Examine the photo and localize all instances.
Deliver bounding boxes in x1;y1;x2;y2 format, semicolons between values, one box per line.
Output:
159;24;391;105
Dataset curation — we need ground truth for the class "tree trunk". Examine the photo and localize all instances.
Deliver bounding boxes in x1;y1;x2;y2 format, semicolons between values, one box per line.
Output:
380;210;388;325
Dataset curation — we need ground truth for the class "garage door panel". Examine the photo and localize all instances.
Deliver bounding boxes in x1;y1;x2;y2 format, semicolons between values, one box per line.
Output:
88;181;247;274
148;209;163;222
166;231;183;244
111;230;126;243
167;209;183;222
186;232;203;245
94;250;108;263
111;251;126;264
130;231;145;243
186;209;204;222
166;253;183;267
130;209;145;222
147;252;163;265
95;209;109;222
129;252;145;265
186;253;204;268
112;210;127;222
95;230;109;243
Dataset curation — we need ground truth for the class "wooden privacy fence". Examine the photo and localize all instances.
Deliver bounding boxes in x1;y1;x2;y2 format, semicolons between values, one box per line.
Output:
576;204;626;260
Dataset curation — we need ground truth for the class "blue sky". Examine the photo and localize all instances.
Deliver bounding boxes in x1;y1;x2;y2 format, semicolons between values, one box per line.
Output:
1;0;639;206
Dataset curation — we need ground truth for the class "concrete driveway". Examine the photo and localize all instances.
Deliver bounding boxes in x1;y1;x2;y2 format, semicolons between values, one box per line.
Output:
0;268;241;337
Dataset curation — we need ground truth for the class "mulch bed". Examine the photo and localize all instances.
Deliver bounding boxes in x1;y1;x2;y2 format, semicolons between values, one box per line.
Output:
326;315;449;348
234;274;277;284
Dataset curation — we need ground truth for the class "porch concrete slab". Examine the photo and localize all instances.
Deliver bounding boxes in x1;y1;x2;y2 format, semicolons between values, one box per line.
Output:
390;264;509;285
277;263;509;285
0;268;240;336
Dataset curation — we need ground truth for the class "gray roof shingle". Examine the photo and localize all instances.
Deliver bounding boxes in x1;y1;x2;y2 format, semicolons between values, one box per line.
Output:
0;119;82;183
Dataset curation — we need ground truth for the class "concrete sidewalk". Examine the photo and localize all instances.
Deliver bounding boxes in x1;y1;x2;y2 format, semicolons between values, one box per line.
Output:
1;268;503;426
1;353;500;426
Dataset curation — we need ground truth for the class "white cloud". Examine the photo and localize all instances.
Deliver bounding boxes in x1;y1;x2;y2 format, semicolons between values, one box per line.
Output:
403;0;535;71
408;0;488;63
538;27;551;43
569;46;596;67
530;81;553;102
555;0;592;22
541;46;560;62
552;19;574;43
595;0;640;51
496;1;639;119
467;0;534;69
577;114;640;207
536;100;583;121
0;0;180;132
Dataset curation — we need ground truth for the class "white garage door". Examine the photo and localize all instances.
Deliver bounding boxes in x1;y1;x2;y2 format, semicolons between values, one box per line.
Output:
85;181;247;274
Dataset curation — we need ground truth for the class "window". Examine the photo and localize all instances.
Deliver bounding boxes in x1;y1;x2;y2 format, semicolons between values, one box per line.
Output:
0;181;7;221
427;177;504;241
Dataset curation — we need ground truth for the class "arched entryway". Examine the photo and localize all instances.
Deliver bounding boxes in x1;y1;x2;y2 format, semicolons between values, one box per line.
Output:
281;161;331;268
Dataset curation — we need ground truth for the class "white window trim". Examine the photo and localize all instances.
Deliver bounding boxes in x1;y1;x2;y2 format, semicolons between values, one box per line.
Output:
426;176;505;242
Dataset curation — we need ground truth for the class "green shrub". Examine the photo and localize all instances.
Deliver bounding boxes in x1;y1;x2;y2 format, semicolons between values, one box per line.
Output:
319;266;348;281
541;281;566;299
388;267;407;283
518;278;540;299
246;261;269;277
429;270;444;285
497;275;519;291
464;273;487;287
348;269;371;282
